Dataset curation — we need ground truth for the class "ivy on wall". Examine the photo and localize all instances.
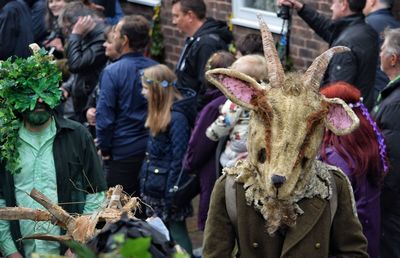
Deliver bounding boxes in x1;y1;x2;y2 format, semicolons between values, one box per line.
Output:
149;4;165;63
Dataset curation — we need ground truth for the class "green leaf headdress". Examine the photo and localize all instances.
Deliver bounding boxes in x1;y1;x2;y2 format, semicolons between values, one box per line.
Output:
0;44;62;174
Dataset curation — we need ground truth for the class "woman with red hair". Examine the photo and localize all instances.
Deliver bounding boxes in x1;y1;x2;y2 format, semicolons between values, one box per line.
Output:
320;81;387;258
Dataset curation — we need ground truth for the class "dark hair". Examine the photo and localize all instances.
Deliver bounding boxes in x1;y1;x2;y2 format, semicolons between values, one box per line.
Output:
45;0;58;31
171;0;206;20
59;1;95;28
320;82;385;187
236;33;263;56
120;15;150;52
348;0;366;13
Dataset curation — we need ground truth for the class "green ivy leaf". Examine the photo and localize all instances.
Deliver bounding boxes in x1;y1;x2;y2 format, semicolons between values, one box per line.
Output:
65;240;97;258
0;48;62;174
119;237;152;258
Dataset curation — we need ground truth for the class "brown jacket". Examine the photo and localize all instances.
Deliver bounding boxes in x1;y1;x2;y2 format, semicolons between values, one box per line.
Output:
203;170;369;258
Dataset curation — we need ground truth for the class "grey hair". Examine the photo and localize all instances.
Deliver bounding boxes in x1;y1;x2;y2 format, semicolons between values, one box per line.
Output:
383;28;400;56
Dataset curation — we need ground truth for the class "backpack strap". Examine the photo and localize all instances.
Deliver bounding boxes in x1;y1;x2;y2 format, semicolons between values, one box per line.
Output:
225;174;238;233
327;170;338;225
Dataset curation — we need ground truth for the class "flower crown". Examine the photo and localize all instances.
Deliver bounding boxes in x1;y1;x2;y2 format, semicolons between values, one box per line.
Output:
348;97;389;174
140;70;176;88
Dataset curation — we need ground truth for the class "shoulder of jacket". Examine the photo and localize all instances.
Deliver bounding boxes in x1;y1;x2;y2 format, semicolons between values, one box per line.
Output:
324;163;358;217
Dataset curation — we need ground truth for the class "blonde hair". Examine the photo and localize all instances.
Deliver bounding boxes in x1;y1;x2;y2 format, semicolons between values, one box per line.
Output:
142;64;182;136
231;54;268;83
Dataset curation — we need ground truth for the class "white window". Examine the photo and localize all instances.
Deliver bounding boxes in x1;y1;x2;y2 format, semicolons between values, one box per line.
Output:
127;0;160;7
232;0;285;33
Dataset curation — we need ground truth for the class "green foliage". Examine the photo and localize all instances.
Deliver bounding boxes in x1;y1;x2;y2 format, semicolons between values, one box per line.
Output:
67;235;153;258
119;237;152;258
149;4;165;63
174;252;191;258
0;49;62;174
65;240;97;258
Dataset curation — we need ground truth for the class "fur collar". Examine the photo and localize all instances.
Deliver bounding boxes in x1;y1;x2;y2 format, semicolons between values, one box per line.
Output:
224;160;333;235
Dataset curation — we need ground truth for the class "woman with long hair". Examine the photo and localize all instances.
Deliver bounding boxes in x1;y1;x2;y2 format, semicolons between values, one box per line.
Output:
320;81;387;258
139;64;196;255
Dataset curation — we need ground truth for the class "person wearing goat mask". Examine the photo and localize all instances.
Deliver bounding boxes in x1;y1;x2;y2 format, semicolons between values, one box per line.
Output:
202;16;369;258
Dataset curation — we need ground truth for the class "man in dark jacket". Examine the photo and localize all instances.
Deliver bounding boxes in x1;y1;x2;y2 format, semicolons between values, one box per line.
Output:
279;0;379;110
372;27;400;258
363;0;400;103
0;0;34;60
96;15;158;197
0;48;107;258
59;2;107;123
172;0;233;110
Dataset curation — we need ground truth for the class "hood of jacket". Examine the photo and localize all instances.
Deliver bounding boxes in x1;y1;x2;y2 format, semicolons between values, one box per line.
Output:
193;18;233;45
172;87;197;127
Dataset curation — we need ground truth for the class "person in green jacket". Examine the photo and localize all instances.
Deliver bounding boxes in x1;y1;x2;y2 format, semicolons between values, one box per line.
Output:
0;47;107;258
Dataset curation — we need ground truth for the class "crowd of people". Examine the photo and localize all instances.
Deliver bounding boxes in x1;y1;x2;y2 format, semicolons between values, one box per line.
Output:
0;0;400;257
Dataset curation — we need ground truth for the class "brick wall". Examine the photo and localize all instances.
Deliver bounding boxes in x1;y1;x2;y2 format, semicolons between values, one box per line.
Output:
122;0;400;71
289;0;331;70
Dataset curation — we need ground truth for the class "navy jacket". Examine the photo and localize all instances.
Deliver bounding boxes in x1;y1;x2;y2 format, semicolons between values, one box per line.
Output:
366;8;400;102
140;88;197;201
0;0;33;60
299;5;379;110
96;52;158;160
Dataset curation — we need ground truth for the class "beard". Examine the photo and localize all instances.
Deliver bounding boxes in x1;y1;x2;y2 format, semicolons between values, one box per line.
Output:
23;104;52;126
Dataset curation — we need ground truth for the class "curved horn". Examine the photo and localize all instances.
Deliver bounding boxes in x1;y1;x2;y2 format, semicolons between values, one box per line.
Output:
303;46;351;91
257;14;285;88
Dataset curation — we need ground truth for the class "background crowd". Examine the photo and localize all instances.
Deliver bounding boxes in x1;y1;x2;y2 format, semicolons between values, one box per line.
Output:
0;0;400;257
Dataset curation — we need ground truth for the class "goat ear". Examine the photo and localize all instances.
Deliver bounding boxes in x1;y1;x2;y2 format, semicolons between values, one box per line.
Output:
322;96;360;135
205;68;265;110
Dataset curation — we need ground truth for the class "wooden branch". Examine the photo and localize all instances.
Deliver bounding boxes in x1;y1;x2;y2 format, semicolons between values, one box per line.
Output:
122;197;139;215
107;185;123;209
0;207;52;221
0;186;139;243
29;188;75;230
21;234;73;242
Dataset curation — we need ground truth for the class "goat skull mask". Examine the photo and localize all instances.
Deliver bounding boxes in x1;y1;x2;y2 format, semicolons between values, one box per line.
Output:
206;17;359;201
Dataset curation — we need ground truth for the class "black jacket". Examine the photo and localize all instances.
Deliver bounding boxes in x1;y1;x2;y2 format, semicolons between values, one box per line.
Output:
65;23;107;122
0;0;34;60
0;115;107;256
373;77;400;215
372;76;400;257
298;5;379;110
175;18;233;110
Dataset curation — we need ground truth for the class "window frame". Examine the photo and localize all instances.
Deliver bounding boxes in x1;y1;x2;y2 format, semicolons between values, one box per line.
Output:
232;0;285;34
126;0;160;7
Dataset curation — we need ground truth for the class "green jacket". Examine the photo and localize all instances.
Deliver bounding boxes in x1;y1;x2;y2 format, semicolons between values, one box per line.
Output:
203;170;369;258
0;115;107;256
